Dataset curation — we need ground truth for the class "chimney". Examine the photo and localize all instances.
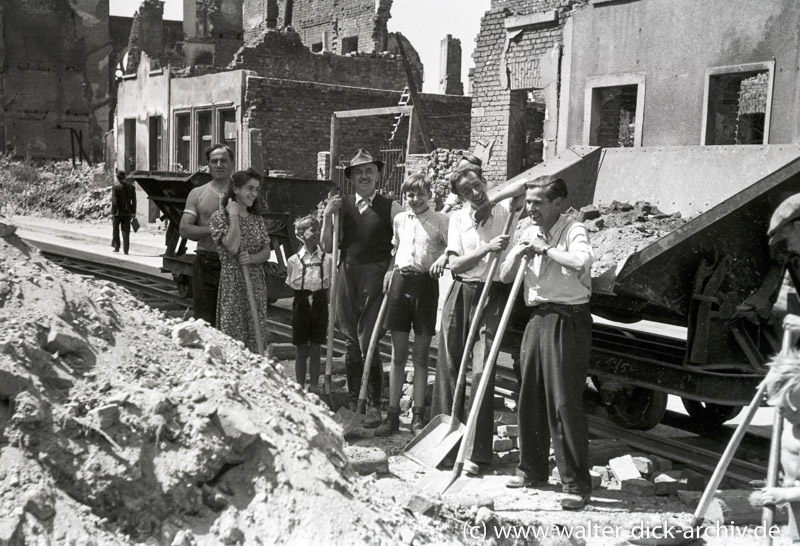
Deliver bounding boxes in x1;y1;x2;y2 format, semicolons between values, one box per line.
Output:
439;34;463;95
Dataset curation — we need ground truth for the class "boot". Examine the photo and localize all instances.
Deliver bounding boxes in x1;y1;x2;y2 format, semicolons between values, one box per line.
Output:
411;407;425;436
362;404;382;429
374;406;400;436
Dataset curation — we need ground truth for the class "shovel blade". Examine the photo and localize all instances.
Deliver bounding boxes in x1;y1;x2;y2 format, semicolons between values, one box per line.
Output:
415;467;469;496
403;414;465;469
334;407;364;436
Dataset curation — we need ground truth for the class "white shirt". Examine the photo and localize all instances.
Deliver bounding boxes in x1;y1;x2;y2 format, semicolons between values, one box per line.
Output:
446;199;517;282
515;215;593;305
285;246;332;292
392;209;449;272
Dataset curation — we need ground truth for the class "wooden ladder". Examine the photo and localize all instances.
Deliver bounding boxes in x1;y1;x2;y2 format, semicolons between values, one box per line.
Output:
388;86;411;142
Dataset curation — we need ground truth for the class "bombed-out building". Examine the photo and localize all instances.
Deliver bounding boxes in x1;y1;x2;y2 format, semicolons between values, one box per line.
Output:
115;0;471;195
471;0;800;185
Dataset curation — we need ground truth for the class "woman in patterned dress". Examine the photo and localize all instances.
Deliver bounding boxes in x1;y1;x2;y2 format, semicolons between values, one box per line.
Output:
210;168;271;353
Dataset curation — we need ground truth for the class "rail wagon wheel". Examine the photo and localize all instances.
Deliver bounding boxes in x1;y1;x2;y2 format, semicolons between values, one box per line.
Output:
606;386;668;430
681;399;742;430
174;274;193;299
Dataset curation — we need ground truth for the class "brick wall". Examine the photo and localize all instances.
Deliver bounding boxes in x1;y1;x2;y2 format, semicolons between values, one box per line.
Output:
471;0;579;183
3;0;111;159
229;30;409;90
243;77;470;178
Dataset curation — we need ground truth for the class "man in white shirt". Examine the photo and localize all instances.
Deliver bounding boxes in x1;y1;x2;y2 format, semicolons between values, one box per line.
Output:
322;149;402;426
500;176;594;511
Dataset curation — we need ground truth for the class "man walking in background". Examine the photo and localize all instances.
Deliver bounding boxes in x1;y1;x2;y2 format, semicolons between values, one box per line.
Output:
111;170;136;255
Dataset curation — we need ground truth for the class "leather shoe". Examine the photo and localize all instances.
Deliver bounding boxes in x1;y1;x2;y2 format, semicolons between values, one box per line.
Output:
362;406;382;428
506;476;547;489
463;460;480;476
560;494;590;510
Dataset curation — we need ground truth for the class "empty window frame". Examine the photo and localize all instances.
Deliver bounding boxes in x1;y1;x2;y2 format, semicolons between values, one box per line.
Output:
341;36;358;55
218;109;237;167
701;62;774;145
311;42;323;53
583;74;646;148
175;112;191;172
196;110;213;167
148;116;163;171
123;118;136;172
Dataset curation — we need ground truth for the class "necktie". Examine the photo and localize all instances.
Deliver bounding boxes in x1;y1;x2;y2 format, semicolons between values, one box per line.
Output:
358;198;370;214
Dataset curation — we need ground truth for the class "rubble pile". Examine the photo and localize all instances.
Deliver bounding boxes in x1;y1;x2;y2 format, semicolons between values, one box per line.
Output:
0;235;466;545
0;155;110;221
421;148;464;205
578;201;689;276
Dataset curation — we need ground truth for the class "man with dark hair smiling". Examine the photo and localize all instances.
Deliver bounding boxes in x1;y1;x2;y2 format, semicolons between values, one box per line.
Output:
179;143;235;326
499;175;594;511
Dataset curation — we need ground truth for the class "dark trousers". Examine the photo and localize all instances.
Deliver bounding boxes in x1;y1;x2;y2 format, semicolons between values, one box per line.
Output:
431;280;508;465
193;252;221;327
517;304;593;494
336;260;389;407
112;215;131;253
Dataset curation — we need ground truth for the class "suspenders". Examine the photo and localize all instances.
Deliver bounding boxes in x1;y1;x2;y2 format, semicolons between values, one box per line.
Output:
299;252;326;292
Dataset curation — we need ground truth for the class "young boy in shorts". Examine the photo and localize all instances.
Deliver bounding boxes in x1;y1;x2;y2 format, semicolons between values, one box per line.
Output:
285;215;332;391
376;173;449;436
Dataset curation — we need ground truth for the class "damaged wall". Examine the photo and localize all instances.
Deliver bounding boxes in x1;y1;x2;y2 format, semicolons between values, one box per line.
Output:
183;0;244;67
2;0;112;160
244;77;470;178
563;0;800;148
470;0;579;184
228;30;409;91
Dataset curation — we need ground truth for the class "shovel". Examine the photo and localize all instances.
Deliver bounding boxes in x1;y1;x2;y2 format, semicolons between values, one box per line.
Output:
420;254;530;495
404;209;517;469
322;205;341;408
335;270;395;436
242;262;265;355
629;321;798;546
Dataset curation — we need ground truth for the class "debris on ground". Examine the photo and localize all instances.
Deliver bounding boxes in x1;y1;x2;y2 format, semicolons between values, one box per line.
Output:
0;154;110;221
0;233;469;545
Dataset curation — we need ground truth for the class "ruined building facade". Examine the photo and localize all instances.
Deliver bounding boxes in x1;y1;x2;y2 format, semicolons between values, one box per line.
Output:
1;0;112;160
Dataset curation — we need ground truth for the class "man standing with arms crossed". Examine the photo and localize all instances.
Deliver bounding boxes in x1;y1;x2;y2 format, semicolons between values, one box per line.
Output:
499;176;594;510
179;144;235;326
322;149;402;427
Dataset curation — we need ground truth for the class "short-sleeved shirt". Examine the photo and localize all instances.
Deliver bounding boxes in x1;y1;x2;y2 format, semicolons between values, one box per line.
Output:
184;183;227;252
517;214;593;305
446;199;517;282
285;246;332;292
392;209;449;273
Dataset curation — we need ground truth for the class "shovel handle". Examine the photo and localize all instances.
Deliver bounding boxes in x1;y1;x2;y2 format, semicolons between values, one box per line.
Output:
442;255;528;495
355;271;395;409
324;211;340;394
242;263;265;356
450;208;517;420
762;409;783;543
692;324;799;528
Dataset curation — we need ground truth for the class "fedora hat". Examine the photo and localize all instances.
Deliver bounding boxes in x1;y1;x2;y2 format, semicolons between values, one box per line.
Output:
344;149;383;178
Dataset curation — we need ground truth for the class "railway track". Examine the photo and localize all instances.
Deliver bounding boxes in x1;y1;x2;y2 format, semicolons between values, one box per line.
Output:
40;247;771;484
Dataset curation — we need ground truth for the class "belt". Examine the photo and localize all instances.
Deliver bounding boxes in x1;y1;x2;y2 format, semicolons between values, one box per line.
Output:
195;249;219;257
453;276;504;288
295;288;326;297
396;268;429;277
531;302;590;315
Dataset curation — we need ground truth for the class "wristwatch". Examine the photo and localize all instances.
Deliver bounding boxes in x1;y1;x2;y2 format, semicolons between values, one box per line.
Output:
541;245;553;256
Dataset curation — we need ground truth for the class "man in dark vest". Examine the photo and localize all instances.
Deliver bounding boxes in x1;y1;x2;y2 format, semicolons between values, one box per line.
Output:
322;149;402;427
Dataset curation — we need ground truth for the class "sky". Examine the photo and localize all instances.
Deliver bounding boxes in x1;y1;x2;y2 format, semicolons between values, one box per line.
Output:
109;0;492;94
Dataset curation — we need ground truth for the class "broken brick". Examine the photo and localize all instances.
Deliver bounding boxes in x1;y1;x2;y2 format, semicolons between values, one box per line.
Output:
608;455;641;482
621;477;655;496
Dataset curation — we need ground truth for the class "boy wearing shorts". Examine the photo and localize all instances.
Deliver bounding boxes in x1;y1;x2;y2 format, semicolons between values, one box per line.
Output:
376;173;449;436
286;215;332;391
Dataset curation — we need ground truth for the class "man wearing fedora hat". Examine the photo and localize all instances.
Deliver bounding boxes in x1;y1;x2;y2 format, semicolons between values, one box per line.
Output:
111;170;137;255
322;149;402;426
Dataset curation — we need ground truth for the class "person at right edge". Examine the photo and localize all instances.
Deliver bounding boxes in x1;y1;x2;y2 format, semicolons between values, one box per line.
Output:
498;175;594;511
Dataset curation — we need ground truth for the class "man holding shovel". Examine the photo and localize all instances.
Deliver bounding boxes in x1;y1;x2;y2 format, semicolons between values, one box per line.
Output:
431;162;520;476
499;176;594;510
322;149;402;427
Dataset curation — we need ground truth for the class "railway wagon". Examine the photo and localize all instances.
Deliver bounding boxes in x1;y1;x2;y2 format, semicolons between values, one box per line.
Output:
130;170;333;301
497;145;800;431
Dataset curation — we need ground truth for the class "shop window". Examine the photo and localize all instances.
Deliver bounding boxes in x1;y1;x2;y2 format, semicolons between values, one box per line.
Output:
148;116;162;171
703;67;771;145
196;110;212;167
218;109;237;167
175;112;191;171
123;118;136;172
